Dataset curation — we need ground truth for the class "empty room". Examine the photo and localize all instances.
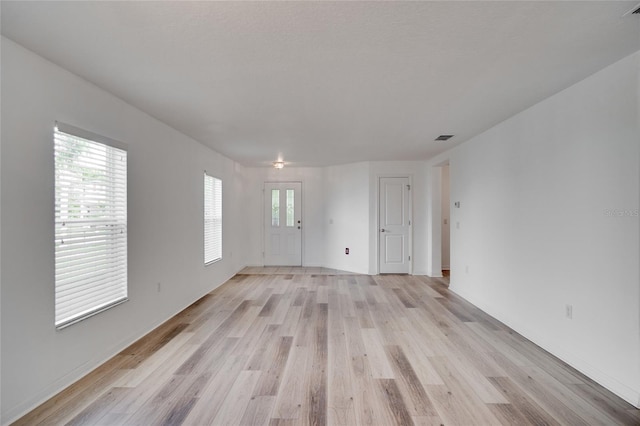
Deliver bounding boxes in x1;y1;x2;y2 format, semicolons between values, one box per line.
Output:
1;1;639;425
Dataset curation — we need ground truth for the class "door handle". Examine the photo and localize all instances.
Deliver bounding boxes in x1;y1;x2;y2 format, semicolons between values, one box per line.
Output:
380;229;386;232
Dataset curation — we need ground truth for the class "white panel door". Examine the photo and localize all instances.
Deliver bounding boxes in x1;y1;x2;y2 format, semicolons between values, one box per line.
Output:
264;182;302;266
379;177;411;274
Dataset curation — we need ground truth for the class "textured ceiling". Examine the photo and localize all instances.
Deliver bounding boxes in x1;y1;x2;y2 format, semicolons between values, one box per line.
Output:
2;1;639;167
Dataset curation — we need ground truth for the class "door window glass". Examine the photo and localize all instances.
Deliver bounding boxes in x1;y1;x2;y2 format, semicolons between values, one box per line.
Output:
271;189;280;227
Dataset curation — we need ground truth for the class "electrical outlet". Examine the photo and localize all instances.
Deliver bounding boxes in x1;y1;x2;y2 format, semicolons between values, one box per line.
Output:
157;282;162;293
565;304;573;319
345;248;349;255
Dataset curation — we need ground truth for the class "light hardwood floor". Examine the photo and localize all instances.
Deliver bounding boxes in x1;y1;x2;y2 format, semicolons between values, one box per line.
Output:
14;271;640;425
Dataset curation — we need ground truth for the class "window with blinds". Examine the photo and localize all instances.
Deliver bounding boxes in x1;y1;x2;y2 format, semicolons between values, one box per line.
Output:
204;173;222;264
54;123;128;329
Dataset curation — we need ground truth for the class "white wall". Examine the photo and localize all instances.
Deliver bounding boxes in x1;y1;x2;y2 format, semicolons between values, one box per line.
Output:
0;37;250;423
324;162;370;274
637;51;640;404
0;33;3;421
428;51;640;407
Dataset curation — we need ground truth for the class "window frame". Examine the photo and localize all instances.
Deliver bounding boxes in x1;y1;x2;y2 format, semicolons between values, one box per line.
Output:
54;122;128;329
204;172;223;265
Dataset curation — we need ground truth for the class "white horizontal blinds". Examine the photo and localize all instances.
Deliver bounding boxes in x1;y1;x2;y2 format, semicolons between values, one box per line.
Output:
54;124;128;328
204;173;222;264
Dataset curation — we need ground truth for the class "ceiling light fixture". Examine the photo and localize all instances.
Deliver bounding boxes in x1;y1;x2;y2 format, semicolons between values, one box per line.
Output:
435;135;454;141
273;161;285;169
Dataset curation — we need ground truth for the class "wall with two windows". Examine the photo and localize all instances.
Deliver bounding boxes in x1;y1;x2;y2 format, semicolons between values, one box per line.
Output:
0;37;250;423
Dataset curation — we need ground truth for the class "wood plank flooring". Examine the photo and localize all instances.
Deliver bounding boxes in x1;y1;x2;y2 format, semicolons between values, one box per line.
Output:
14;271;640;425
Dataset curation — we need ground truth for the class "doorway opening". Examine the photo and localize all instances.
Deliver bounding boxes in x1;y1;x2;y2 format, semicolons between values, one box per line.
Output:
427;161;450;278
441;164;451;280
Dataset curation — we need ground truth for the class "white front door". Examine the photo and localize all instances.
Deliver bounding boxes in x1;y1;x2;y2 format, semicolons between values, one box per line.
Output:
264;182;302;266
379;177;411;274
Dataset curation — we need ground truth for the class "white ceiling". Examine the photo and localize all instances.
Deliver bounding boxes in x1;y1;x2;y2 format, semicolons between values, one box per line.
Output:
2;1;639;167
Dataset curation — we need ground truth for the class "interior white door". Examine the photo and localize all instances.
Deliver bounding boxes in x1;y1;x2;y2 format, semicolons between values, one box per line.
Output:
379;177;411;274
264;182;302;266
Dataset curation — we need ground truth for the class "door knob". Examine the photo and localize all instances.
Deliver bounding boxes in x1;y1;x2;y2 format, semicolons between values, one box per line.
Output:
381;229;386;232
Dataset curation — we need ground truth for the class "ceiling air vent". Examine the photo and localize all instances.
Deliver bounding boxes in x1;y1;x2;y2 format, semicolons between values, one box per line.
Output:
435;135;454;141
624;3;640;15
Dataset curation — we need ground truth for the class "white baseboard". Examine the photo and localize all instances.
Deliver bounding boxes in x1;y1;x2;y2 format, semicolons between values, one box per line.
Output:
2;266;244;426
449;285;640;409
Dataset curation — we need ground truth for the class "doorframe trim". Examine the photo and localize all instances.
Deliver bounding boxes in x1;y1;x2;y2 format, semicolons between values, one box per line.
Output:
262;181;304;267
375;174;413;275
427;160;450;278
